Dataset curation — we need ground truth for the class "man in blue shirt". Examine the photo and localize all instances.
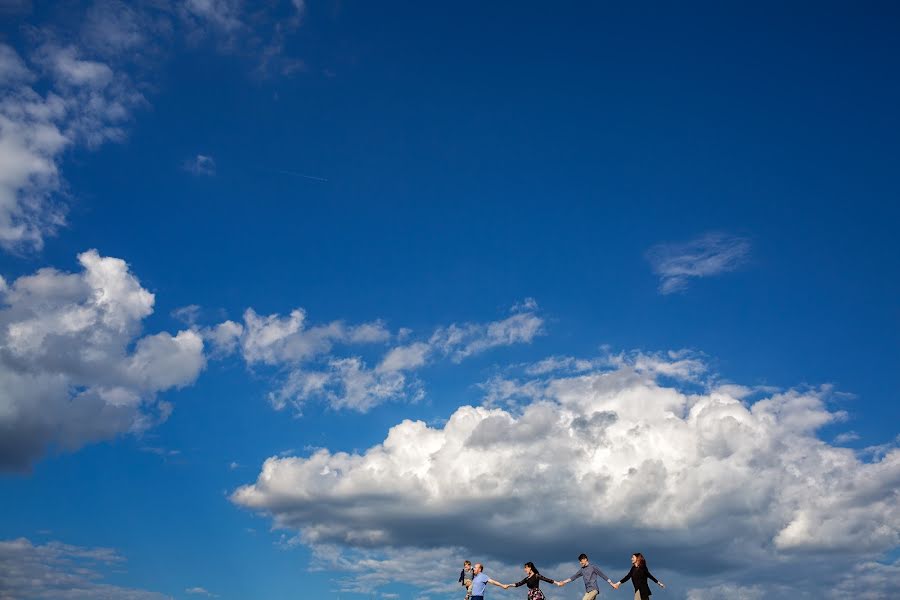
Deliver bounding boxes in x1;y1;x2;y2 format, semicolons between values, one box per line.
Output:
555;553;616;600
470;563;505;600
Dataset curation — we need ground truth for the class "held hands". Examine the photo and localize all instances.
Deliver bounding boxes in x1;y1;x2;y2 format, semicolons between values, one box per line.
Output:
612;582;620;590
555;581;565;587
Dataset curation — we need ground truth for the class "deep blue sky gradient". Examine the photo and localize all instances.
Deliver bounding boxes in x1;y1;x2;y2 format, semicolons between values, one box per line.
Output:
2;2;899;598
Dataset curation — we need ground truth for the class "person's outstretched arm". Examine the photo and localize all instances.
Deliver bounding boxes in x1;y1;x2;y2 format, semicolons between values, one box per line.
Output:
646;568;664;589
488;578;505;588
612;566;634;590
592;565;616;588
556;569;582;586
538;574;555;585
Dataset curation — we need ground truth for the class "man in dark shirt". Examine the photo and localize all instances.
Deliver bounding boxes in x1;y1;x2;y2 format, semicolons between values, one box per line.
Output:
555;553;616;600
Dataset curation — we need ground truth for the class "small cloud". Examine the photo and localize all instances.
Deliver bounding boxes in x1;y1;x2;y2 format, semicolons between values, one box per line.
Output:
835;431;861;444
860;434;900;461
228;461;240;470
185;587;217;597
511;297;538;313
140;446;181;457
184;154;216;176
172;304;201;325
646;232;751;294
202;320;244;357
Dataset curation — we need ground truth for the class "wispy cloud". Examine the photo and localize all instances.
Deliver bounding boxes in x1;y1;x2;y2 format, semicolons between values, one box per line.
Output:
646;232;751;294
0;537;169;599
0;1;310;253
0;41;143;251
184;154;216;176
172;304;202;325
835;431;861;444
185;587;217;597
206;301;543;414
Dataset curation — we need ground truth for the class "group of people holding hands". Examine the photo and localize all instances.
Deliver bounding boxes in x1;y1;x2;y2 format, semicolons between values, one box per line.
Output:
458;553;665;600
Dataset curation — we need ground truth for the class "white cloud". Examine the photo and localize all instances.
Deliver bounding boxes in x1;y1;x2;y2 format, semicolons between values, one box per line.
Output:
203;319;243;356
172;304;201;325
182;0;243;33
239;308;389;366
218;301;543;413
0;1;312;253
215;307;395;412
0;41;144;251
834;430;860;444
267;358;415;413
606;348;707;381
0;44;31;82
184;587;217;597
646;232;751;294
378;302;544;373
377;341;431;372
184;154;215;176
0;250;206;470
828;557;900;599
291;0;306;17
0;537;171;599
173;0;307;76
81;0;156;57
524;355;599;375
429;306;544;362
40;45;113;87
233;353;900;598
309;544;501;597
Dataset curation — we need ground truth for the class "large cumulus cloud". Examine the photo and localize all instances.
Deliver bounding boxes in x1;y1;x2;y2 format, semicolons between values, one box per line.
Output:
0;250;205;471
233;354;900;597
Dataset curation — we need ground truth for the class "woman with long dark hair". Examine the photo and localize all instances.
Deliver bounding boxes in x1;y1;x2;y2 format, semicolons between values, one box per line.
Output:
501;562;556;600
613;553;665;600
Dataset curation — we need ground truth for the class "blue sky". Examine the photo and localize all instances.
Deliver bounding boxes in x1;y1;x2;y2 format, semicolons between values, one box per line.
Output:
1;2;899;599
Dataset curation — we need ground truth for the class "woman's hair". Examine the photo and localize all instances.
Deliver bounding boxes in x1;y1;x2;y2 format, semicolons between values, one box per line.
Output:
524;562;539;575
633;553;646;568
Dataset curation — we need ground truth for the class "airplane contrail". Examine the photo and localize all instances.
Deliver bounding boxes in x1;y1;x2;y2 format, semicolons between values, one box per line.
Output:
267;168;329;182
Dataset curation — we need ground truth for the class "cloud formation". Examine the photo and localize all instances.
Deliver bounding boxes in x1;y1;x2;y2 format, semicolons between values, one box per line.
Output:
213;301;543;413
646;232;751;294
0;0;309;253
184;154;215;176
0;42;142;251
233;352;899;598
0;250;205;471
0;537;171;599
